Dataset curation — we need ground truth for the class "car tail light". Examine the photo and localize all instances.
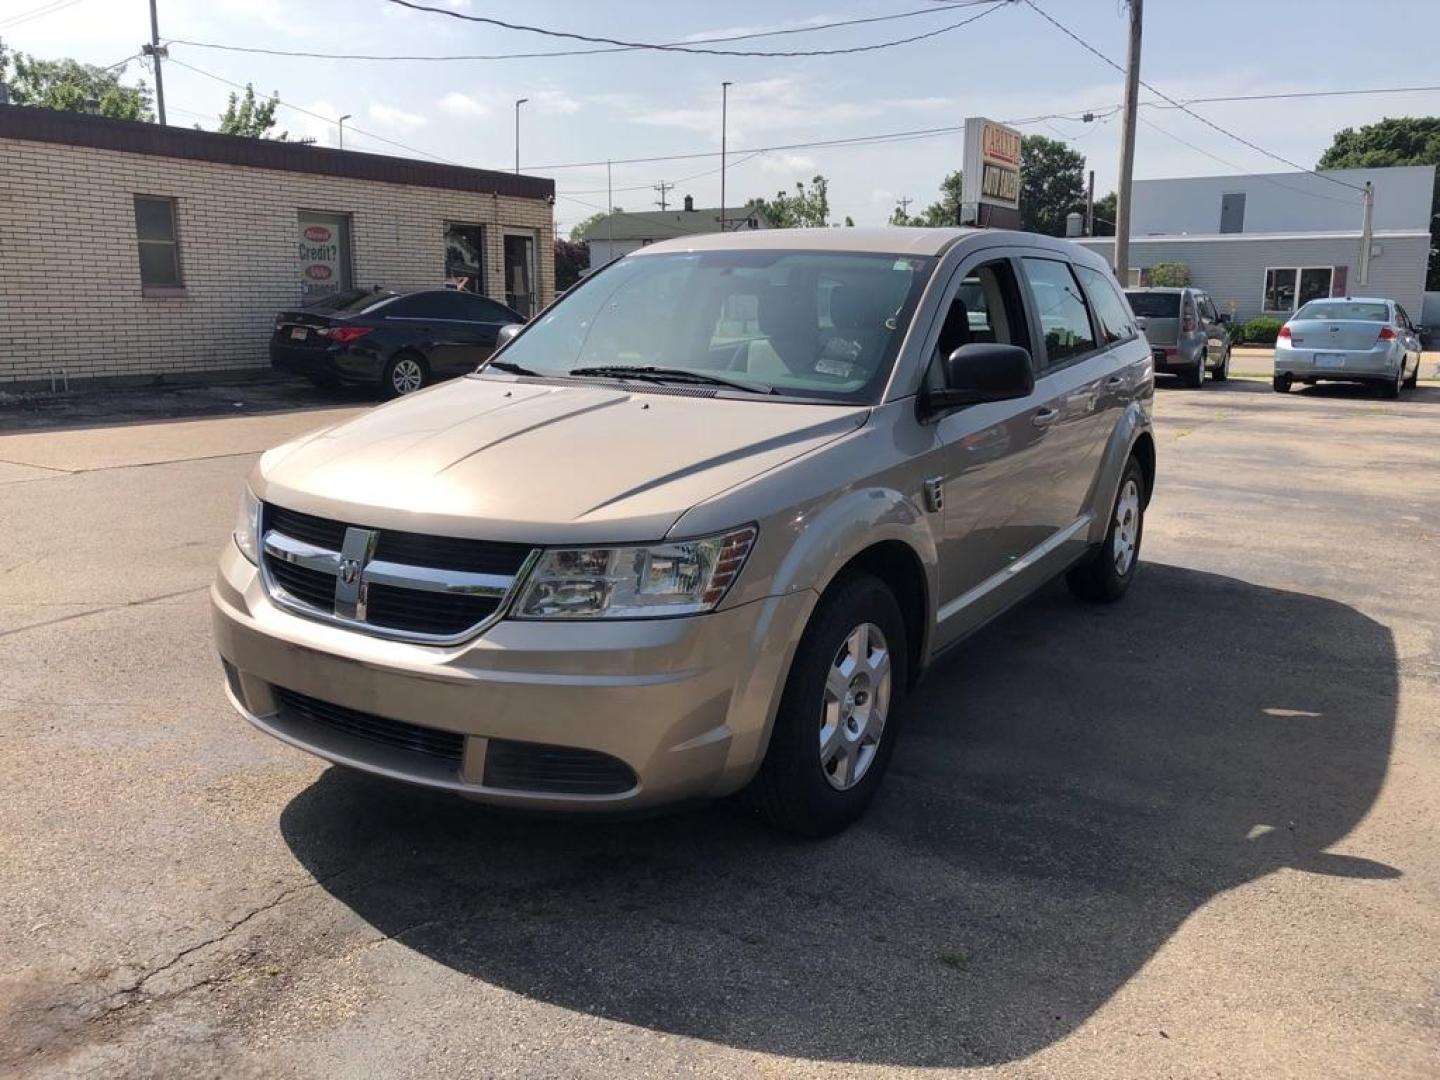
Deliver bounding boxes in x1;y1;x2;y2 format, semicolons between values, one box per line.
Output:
1278;325;1292;340
318;325;373;343
1377;326;1396;341
1181;313;1196;333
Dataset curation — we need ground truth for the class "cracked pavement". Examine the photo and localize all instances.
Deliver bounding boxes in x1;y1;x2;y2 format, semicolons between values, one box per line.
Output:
2;377;1438;1078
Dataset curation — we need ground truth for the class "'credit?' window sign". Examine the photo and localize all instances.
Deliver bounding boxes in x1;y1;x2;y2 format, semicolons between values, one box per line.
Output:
297;212;352;302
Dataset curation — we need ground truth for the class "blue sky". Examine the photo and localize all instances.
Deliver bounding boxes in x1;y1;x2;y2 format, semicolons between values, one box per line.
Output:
6;0;1440;233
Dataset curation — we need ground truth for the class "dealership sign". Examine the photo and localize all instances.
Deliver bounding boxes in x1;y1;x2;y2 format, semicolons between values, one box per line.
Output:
960;117;1022;229
298;216;345;301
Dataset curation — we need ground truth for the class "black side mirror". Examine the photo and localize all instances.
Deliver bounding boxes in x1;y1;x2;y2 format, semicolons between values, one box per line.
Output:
923;343;1034;415
1217;312;1232;324
497;323;524;347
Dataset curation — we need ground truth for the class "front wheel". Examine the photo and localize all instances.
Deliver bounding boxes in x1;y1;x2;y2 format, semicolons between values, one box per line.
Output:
748;574;908;836
1067;457;1145;604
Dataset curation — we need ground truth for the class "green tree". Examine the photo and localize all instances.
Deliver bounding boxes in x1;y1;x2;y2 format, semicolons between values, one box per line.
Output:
217;83;291;139
1019;134;1086;236
1149;262;1191;287
0;38;152;120
1091;191;1117;237
1318;117;1440;289
554;238;589;291
747;175;832;228
891;171;964;227
568;211;611;242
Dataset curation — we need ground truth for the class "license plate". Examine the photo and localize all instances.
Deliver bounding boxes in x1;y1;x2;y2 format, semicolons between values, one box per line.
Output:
1314;353;1345;369
289;326;308;340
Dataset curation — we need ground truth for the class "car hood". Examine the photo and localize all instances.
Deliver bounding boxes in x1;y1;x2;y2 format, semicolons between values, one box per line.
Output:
255;376;868;544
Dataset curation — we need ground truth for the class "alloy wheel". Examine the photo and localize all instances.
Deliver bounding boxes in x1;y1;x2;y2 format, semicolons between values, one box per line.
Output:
1112;477;1141;576
819;622;891;791
391;357;424;395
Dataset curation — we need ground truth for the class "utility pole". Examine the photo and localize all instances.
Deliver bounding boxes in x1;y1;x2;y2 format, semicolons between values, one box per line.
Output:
606;159;614;259
897;195;913;221
144;0;167;126
1113;0;1143;282
1085;169;1095;236
720;81;732;232
1358;180;1374;286
514;98;528;174
653;180;674;211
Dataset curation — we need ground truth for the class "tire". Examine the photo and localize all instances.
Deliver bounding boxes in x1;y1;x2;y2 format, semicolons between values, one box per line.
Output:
1273;373;1293;393
748;573;909;837
1380;366;1401;399
382;352;429;399
1067;457;1145;604
1213;345;1230;382
1184;350;1206;389
1403;356;1419;390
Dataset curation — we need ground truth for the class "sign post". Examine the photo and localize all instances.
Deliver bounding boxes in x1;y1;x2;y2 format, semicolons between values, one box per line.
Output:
960;117;1022;230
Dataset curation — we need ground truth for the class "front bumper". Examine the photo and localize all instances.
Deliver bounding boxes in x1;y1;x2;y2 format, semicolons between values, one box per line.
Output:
1275;342;1399;380
211;540;813;812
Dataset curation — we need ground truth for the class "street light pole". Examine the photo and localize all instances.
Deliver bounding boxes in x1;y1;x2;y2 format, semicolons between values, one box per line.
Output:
337;113;352;150
514;98;529;174
720;81;732;233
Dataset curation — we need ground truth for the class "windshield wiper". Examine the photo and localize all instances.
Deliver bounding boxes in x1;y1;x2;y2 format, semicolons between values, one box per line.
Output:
568;365;777;395
484;359;545;376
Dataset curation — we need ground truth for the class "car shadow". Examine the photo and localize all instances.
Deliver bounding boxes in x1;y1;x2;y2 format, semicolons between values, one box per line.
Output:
279;563;1398;1068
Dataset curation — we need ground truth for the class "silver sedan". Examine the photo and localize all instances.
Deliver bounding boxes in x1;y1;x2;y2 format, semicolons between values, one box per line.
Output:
1273;297;1423;398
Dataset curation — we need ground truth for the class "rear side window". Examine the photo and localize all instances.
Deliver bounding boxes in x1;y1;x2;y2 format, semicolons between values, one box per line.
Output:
384;292;468;319
1075;265;1136;345
1293;300;1390;322
457;294;519;323
1021;258;1097;367
1125;292;1180;318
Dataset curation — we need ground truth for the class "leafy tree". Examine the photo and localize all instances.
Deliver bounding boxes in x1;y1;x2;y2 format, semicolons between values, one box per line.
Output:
1091;191;1117;237
1019;134;1086;236
0;38;152;120
1318;117;1440;289
568;211;614;242
747;175;832;228
554;238;589;291
1149;262;1191;287
891;171;964;227
217;83;292;139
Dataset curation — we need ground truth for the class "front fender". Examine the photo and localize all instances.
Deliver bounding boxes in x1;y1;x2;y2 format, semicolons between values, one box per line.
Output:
1085;399;1154;545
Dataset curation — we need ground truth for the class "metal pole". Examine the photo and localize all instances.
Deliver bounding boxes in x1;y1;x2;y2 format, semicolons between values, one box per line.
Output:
1358;181;1374;287
606;159;613;261
337;114;351;149
148;0;166;125
720;81;732;232
514;98;528;174
1114;0;1143;281
1086;168;1095;236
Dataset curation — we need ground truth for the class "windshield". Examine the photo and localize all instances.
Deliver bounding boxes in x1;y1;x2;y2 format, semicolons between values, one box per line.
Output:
485;249;937;403
1294;300;1390;322
1124;292;1180;318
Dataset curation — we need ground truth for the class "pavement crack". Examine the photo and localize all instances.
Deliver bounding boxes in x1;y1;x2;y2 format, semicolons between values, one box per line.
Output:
0;586;208;640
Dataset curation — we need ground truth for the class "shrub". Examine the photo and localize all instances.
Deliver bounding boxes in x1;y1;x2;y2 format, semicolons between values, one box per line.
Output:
1238;316;1285;346
1149;261;1191;287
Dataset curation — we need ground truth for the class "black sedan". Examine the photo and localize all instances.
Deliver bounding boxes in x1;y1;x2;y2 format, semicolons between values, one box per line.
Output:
270;288;525;398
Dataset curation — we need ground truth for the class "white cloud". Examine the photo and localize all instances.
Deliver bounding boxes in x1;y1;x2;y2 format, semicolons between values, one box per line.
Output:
437;92;488;118
532;90;581;116
631;77;878;142
760;153;818;175
680;14;840;43
369;103;428;130
293;101;344;147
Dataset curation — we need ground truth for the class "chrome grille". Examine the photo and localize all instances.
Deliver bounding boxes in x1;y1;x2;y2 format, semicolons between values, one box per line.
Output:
259;503;536;643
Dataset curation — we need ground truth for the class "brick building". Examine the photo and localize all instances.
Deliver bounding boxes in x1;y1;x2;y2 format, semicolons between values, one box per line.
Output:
0;105;555;390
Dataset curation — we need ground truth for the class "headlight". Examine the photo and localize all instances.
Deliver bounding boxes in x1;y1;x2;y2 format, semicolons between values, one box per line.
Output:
514;526;757;619
233;487;261;564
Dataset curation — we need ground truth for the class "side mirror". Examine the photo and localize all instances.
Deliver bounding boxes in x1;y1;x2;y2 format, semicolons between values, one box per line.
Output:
1217;312;1232;324
497;323;524;347
923;343;1034;415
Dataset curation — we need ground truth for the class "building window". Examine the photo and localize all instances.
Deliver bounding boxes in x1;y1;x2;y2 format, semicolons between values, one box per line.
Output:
134;195;183;290
1263;266;1334;314
445;223;484;293
1126;267;1151;287
297;211;354;304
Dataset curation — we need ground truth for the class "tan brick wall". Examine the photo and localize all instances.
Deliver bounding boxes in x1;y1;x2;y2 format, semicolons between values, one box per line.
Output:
0;137;554;386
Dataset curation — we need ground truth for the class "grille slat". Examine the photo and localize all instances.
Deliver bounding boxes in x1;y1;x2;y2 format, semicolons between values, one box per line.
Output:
273;687;464;764
261;502;532;640
484;740;637;795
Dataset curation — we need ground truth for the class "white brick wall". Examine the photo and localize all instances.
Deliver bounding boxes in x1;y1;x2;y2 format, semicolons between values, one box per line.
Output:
0;137;555;387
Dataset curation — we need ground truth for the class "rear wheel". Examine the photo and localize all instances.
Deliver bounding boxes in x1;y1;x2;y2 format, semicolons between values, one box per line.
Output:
1067;457;1145;604
1213;345;1231;382
382;352;428;399
1273;373;1293;393
1403;355;1419;389
1185;350;1206;388
1381;364;1402;399
748;573;908;837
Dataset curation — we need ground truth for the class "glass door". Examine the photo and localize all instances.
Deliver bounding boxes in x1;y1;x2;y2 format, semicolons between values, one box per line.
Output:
503;231;536;317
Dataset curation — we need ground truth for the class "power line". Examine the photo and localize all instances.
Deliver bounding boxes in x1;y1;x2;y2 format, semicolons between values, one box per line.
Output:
164;56;462;165
166;1;1006;63
0;0;84;31
1152;84;1440;108
383;0;1011;59
1022;0;1364;192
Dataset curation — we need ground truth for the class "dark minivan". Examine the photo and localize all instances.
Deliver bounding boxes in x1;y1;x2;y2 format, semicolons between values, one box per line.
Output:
270;287;525;398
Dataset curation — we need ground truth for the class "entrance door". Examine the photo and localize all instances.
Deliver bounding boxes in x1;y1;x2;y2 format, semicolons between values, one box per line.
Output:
503;231;537;317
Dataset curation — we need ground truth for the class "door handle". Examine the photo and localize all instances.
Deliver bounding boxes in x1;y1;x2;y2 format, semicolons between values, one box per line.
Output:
1032;407;1060;428
1105;376;1125;387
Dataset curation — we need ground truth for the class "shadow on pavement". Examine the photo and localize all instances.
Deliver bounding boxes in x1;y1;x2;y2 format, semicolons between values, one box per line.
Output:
280;563;1398;1067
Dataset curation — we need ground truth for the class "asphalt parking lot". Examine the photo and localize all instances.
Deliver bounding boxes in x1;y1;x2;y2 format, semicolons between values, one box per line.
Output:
2;374;1438;1078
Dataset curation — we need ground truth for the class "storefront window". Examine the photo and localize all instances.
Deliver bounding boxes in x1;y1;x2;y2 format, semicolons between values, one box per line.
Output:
1263;266;1333;314
297;212;354;304
445;223;485;293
